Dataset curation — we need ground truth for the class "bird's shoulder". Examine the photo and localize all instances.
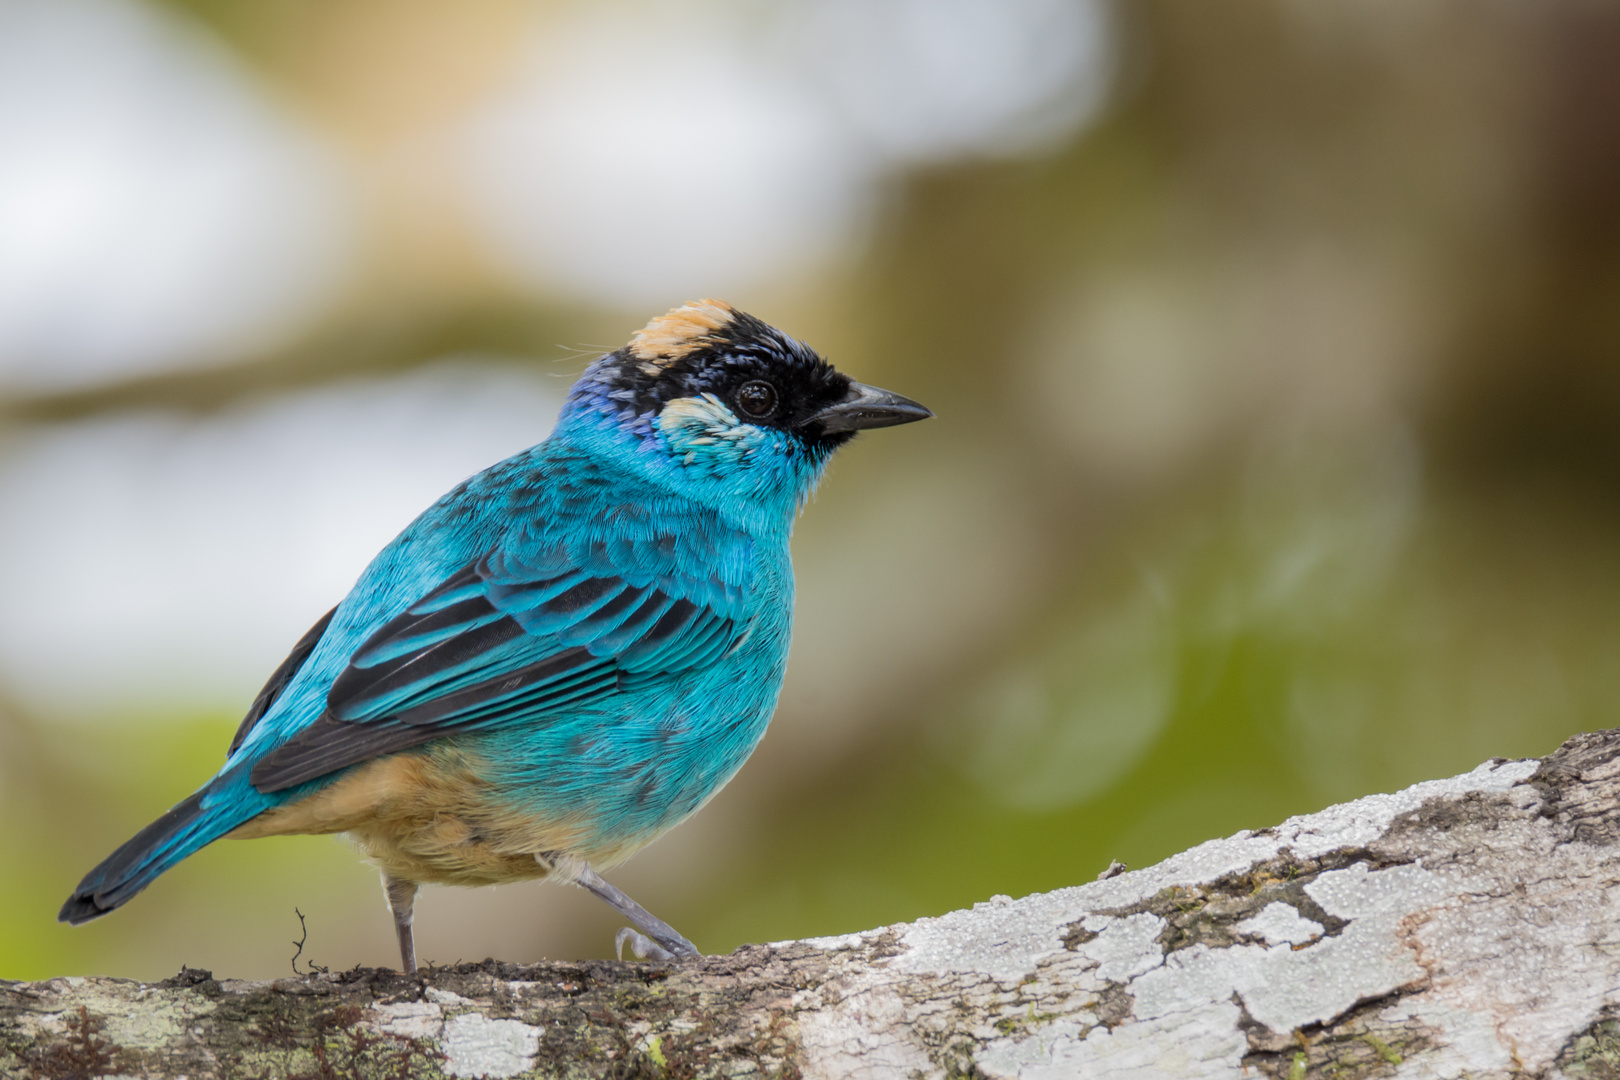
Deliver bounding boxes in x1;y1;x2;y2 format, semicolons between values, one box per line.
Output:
459;438;766;594
426;438;750;540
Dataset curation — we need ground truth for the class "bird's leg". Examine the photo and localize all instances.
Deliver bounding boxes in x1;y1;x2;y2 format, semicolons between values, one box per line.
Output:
383;874;420;974
577;867;698;962
537;853;698;961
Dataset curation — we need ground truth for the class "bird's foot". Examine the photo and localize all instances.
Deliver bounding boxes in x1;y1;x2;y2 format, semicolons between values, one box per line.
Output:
616;927;676;962
540;853;701;962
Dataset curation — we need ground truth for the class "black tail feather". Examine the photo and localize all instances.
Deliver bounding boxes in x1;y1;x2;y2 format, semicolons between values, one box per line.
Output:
59;792;208;924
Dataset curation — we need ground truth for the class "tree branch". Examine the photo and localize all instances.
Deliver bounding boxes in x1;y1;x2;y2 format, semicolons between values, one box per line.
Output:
7;729;1620;1079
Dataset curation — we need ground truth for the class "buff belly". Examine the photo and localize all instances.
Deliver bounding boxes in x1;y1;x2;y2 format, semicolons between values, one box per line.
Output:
227;743;650;887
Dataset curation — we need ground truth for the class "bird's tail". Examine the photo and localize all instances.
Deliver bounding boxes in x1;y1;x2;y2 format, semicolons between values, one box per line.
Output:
58;784;252;924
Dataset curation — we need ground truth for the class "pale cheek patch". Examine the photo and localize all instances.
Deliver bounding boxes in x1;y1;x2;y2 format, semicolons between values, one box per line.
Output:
657;394;768;473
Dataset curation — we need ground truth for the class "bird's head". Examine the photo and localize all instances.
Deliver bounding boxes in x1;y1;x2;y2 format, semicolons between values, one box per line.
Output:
561;300;931;512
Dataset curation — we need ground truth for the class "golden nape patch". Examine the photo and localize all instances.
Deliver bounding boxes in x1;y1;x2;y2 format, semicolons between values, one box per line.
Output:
630;299;735;363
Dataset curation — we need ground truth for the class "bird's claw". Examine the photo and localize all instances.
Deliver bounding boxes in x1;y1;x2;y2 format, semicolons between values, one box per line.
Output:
616;927;676;962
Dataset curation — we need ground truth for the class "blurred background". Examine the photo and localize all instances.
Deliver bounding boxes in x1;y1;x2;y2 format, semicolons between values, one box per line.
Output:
2;0;1619;981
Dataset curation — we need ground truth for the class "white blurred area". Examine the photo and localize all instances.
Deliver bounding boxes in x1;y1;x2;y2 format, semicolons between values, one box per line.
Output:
0;364;563;716
462;5;868;307
790;0;1111;164
462;0;1113;306
0;0;1114;717
0;0;353;392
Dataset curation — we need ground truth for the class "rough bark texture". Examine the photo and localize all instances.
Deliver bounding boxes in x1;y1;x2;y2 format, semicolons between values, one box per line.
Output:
8;728;1620;1079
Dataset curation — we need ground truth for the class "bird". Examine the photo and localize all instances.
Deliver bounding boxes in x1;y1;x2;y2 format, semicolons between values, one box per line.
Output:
59;299;931;972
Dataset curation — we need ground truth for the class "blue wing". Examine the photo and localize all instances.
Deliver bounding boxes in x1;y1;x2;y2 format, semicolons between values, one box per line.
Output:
248;493;756;794
228;605;336;755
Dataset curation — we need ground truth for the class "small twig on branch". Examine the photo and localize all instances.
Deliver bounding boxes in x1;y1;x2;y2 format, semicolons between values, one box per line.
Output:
290;907;328;977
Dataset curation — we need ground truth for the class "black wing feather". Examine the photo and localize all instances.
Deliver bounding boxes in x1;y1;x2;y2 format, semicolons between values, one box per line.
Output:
328;610;529;719
228;606;337;755
246;514;749;795
249;644;610;792
248;716;445;792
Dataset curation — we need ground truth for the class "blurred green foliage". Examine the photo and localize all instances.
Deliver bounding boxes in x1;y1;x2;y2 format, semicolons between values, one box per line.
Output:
694;440;1618;951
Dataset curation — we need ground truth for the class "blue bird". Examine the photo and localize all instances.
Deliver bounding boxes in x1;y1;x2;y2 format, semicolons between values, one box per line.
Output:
59;300;930;971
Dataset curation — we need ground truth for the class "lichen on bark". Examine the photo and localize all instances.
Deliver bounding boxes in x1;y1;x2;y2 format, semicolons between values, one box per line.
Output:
7;729;1620;1078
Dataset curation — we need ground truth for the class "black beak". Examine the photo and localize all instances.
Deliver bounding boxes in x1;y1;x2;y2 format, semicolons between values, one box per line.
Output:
801;381;933;434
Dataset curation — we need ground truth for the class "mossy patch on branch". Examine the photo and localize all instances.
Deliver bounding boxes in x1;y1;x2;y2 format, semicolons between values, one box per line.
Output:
2;948;821;1080
1559;1015;1620;1080
1239;992;1439;1080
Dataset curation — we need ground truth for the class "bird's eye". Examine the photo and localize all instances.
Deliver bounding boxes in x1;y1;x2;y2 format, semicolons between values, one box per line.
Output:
735;380;778;420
